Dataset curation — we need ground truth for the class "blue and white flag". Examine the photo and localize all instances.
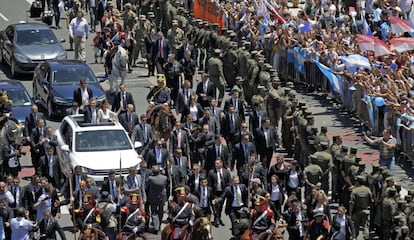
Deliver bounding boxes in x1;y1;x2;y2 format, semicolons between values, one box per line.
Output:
363;95;376;130
363;15;373;36
294;47;306;74
313;60;343;95
341;54;371;73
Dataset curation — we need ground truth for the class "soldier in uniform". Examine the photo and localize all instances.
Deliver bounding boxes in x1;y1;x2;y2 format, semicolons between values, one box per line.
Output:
250;195;276;240
368;163;381;229
132;15;150;67
169;187;195;239
167;20;185;54
222;42;238;89
74;194;105;233
164;54;184;108
303;155;323;198
349;175;372;239
244;55;259;106
313;142;333;194
330;136;342;159
123;3;137;30
281;96;297;158
120;193;146;238
315;126;330;151
381;187;397;240
236;42;250;80
146;75;171;104
208;49;227;106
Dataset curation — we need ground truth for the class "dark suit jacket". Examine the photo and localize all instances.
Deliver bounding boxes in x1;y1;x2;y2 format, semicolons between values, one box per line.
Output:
286;210;309;239
173;156;189;177
198;116;219;135
111;91;135;112
176;43;195;61
131;123;154;145
194;185;213;208
249;110;268;133
147;174;168;205
232;141;257;169
83;106;98;124
206;144;231;171
254;126;279;154
196;80;216;107
73;87;93;107
22;183;38;213
207;168;231;194
181;103;203;123
146;147;169;169
119;112;139;134
39;154;63;187
100;179;121;196
30;127;45;154
166;165;186;190
39;216;66;240
331;214;356;240
224;98;245;121
8;185;24;210
24;112;45;137
188;173;201;193
152;38;171;62
218;184;249;215
71;173;88;192
175;88;196;114
169;129;190;155
221;113;241;138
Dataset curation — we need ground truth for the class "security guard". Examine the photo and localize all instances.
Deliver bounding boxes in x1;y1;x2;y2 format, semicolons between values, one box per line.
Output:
208;49;226;106
132;15;150;67
349;175;372;239
222;42;238;89
313;142;333;194
167;20;185;53
315;126;330;151
303;155;323;198
381;187;397;240
250;196;275;240
123;3;137;30
169;187;195;239
121;193;146;238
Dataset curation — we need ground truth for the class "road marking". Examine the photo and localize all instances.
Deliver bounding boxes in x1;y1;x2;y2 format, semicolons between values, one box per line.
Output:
0;13;9;22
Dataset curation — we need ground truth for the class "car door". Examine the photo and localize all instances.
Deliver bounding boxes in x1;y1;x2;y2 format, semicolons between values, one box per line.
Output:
2;25;14;65
34;63;49;106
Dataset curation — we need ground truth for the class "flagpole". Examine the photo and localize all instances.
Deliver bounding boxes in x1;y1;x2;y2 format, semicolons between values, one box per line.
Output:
119;152;122;233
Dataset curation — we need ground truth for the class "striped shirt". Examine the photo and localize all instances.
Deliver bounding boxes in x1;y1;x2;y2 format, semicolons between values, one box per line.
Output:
374;137;396;160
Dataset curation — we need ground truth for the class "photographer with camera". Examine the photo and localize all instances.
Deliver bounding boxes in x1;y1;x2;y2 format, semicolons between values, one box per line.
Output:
363;128;396;175
2;136;25;178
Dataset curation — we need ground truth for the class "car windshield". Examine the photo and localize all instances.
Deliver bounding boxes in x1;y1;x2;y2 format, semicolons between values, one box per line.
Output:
75;129;132;152
15;29;58;45
52;69;97;85
7;90;32;107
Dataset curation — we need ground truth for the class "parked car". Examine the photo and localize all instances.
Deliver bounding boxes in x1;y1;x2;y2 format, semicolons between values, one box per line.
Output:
56;115;142;182
32;60;106;118
0;23;66;77
0;80;34;127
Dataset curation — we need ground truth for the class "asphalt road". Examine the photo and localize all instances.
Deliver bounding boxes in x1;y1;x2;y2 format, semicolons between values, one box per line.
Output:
2;1;414;240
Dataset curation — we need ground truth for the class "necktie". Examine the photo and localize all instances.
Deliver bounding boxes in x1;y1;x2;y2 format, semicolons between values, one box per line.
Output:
243;143;249;163
91;109;97;124
122;93;127;110
49;156;53;178
40;128;43;137
204;82;207;93
177;131;181;148
111;181;116;198
76;176;80;191
177;158;181;167
216;145;220;157
128;114;133;133
33;113;37;123
236;186;242;205
156;150;161;164
204;187;207;207
230;115;235;133
258;111;262;128
141;124;147;143
159;40;163;58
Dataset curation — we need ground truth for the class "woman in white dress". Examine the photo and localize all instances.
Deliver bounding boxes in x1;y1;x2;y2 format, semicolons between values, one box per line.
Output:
97;99;120;123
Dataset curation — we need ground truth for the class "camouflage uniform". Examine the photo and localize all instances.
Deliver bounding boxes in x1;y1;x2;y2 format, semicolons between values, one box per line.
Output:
350;176;372;239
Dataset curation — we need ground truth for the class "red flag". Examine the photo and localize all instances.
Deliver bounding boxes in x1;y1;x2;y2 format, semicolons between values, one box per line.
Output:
390;37;414;52
389;16;414;34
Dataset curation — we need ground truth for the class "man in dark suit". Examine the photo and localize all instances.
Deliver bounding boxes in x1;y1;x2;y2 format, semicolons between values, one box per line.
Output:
172;148;189;177
198;108;220;135
30;117;46;175
221;105;241;147
147;166;168;233
66;102;83;115
169;122;190;157
176;37;195;62
39;209;66;240
22;175;40;220
232;133;256;180
83;98;98;124
194;176;213;220
213;175;248;229
206;135;231;171
209;98;222;132
41;126;58;154
207;159;231;227
165;158;186;193
73;78;93;109
123;166;146;203
111;83;135;113
101;170;121;200
85;177;100;202
138;160;152;228
234;122;254;145
131;114;154;151
152;32;171;73
188;164;202;193
146;140;169;169
196;73;216;108
119;104;139;136
24;104;45;142
8;176;23;215
224;88;245;121
254;117;279;168
59;165;88;205
175;80;195;115
249;102;268;133
39;146;63;189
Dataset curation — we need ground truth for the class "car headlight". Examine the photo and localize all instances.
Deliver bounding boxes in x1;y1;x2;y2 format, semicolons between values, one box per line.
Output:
53;96;70;104
56;51;67;60
14;53;30;63
80;166;95;175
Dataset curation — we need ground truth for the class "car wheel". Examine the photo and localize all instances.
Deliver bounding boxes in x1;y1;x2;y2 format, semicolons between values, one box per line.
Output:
11;59;18;78
47;98;54;118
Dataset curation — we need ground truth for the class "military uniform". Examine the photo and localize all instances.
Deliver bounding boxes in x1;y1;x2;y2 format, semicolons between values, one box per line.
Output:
167;21;185;53
121;194;146;238
123;5;137;30
251;196;275;239
303;157;323;197
132;16;150;66
207;50;225;105
222;43;238;88
382;188;397;240
350;176;372;238
313;143;333;194
169;189;195;236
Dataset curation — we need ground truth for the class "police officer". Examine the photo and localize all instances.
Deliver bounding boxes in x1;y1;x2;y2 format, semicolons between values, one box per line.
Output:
169;187;195;238
208;49;227;106
349;175;372;238
382;187;397;240
313;142;333;194
121;193;146;238
303;155;323;198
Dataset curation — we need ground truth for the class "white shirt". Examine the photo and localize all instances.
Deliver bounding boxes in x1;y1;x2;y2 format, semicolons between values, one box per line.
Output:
216;169;223;191
194;174;200;190
287;169;300;188
80;88;90;106
69;17;89;38
200;187;208;208
335;215;346;236
270;184;280;201
232;185;243;207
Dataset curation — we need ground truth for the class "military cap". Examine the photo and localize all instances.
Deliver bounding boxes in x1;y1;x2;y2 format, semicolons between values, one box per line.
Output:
385;177;394;182
172;20;179;25
140;15;146;20
355;157;362;162
242;41;251;46
230;41;238;46
372;163;380;168
203;21;209;26
129;193;141;204
235;76;244;81
175;187;187;196
254;195;267;205
309;154;318;160
231;86;241;93
382;169;390;177
82;194;94;204
356;175;366;181
304;110;313;116
251;50;258;56
350;147;358;154
124;2;132;8
320;142;329;147
213;23;220;27
269;68;277;73
284;87;291;92
264;63;272;70
177;7;184;12
379;166;387;172
221;27;228;32
214;49;221;54
288;92;296;98
134;16;139;20
298;102;306;107
148;12;155;18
